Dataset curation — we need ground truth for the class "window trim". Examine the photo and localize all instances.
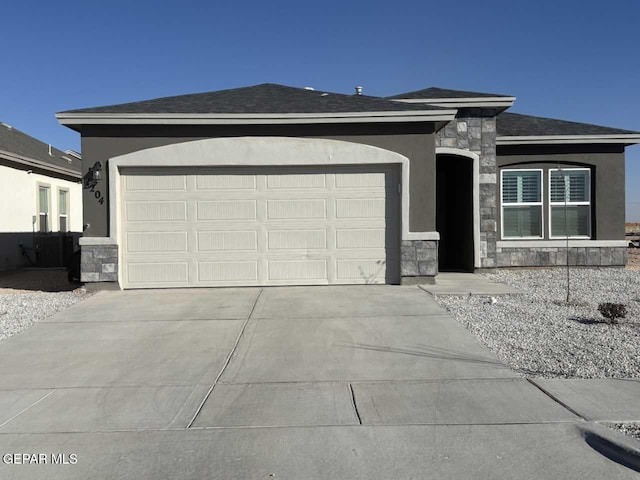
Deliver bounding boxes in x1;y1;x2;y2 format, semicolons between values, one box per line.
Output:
57;187;70;232
36;183;51;233
548;168;591;240
500;168;544;240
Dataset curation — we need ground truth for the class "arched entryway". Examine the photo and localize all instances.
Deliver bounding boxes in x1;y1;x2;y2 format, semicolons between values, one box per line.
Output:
435;148;479;272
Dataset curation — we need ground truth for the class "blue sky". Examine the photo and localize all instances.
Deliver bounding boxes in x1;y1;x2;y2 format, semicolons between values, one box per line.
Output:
3;0;640;220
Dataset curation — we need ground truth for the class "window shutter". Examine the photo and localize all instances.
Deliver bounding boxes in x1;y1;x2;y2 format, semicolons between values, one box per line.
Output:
550;170;589;203
502;171;541;203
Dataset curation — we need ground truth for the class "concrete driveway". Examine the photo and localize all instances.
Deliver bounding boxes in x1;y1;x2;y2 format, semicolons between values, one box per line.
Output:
0;286;638;479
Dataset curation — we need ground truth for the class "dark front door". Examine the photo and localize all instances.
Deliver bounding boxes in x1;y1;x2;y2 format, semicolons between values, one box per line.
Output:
436;155;474;272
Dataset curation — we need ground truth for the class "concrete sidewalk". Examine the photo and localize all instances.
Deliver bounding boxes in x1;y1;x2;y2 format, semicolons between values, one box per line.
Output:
0;285;638;479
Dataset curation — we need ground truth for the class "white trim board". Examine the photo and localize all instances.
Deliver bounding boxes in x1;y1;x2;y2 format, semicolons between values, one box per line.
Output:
497;134;640;145
392;97;516;109
497;240;628;248
56;110;457;126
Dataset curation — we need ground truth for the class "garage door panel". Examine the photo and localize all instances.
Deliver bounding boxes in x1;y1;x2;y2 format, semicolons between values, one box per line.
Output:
196;200;257;220
336;229;385;249
266;174;326;189
127;262;189;285
268;260;328;281
266;199;327;219
124;174;187;191
126;201;187;222
335;198;386;218
335;172;386;188
121;166;399;288
126;232;189;252
197;231;258;251
336;259;386;282
195;174;257;190
198;261;258;282
267;230;327;250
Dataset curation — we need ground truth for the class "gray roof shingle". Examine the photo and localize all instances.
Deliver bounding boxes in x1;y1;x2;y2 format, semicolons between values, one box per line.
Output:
497;112;640;137
0;122;81;175
387;86;512;100
60;83;447;115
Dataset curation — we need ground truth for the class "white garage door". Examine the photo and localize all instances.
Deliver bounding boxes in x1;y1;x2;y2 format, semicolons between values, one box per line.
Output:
120;165;400;288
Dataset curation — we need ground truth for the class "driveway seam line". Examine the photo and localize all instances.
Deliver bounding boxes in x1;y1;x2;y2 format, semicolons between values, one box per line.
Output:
186;288;263;429
348;383;363;425
0;420;585;435
526;378;586;420
247;313;451;321
0;390;54;429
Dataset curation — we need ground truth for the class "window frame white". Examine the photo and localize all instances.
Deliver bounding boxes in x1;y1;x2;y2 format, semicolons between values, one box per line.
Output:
500;168;544;240
37;183;51;233
58;187;70;232
548;167;591;239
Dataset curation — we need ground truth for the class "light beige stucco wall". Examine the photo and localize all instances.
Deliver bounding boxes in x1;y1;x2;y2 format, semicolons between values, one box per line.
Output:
0;164;82;233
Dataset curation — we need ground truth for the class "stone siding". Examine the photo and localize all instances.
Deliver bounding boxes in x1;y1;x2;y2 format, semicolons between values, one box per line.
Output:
496;247;627;267
81;244;118;282
436;115;497;269
401;240;438;282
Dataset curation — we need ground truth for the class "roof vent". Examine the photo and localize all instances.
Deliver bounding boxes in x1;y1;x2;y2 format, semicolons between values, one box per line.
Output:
1;122;12;130
304;86;315;91
65;150;82;159
48;144;52;156
355;86;363;96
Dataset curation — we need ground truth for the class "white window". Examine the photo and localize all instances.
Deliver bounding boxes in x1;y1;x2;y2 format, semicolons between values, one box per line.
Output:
58;189;69;232
549;168;591;238
38;185;50;232
501;169;543;239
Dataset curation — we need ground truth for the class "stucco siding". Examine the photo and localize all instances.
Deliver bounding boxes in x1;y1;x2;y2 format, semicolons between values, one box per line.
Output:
80;123;436;238
0;163;82;233
496;145;625;240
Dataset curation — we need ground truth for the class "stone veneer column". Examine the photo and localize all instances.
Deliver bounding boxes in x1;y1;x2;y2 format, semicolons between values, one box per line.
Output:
400;240;438;284
435;114;498;269
80;244;119;282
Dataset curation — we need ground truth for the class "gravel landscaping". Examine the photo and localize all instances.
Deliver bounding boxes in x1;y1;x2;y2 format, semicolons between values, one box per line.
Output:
436;267;640;379
610;423;640;441
0;270;93;342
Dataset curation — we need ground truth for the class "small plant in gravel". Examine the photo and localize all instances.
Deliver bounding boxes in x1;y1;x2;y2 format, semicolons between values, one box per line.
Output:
597;303;627;324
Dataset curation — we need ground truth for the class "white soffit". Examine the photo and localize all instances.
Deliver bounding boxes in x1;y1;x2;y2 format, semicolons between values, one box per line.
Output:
392;97;516;108
497;135;640;145
55;110;458;125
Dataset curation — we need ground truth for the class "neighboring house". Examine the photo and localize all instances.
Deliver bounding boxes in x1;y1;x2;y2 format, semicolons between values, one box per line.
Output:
0;122;82;271
55;84;640;288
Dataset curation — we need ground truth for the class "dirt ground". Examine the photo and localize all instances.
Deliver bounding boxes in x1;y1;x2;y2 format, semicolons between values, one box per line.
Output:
0;269;81;294
627;248;640;271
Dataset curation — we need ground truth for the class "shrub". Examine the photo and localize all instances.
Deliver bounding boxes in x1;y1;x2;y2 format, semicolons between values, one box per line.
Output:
597;303;627;324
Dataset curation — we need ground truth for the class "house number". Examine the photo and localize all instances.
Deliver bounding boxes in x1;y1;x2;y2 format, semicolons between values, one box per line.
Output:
90;185;105;205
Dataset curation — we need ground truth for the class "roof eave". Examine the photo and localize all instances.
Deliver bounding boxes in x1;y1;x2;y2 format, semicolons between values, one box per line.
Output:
0;150;82;178
55;110;458;126
497;134;640;145
391;97;516;109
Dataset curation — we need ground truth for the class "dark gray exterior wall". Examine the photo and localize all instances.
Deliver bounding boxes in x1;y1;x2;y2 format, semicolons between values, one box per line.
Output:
496;145;626;240
80;123;436;238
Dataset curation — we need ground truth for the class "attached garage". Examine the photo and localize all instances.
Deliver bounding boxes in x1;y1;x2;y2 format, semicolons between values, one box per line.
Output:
119;165;400;288
61;84;453;288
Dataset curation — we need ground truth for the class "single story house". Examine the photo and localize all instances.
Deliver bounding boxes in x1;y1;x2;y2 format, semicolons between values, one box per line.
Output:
55;84;640;289
0;122;82;271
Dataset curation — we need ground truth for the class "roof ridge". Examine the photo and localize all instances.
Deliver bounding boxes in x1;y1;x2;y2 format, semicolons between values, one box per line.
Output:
57;83;454;115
